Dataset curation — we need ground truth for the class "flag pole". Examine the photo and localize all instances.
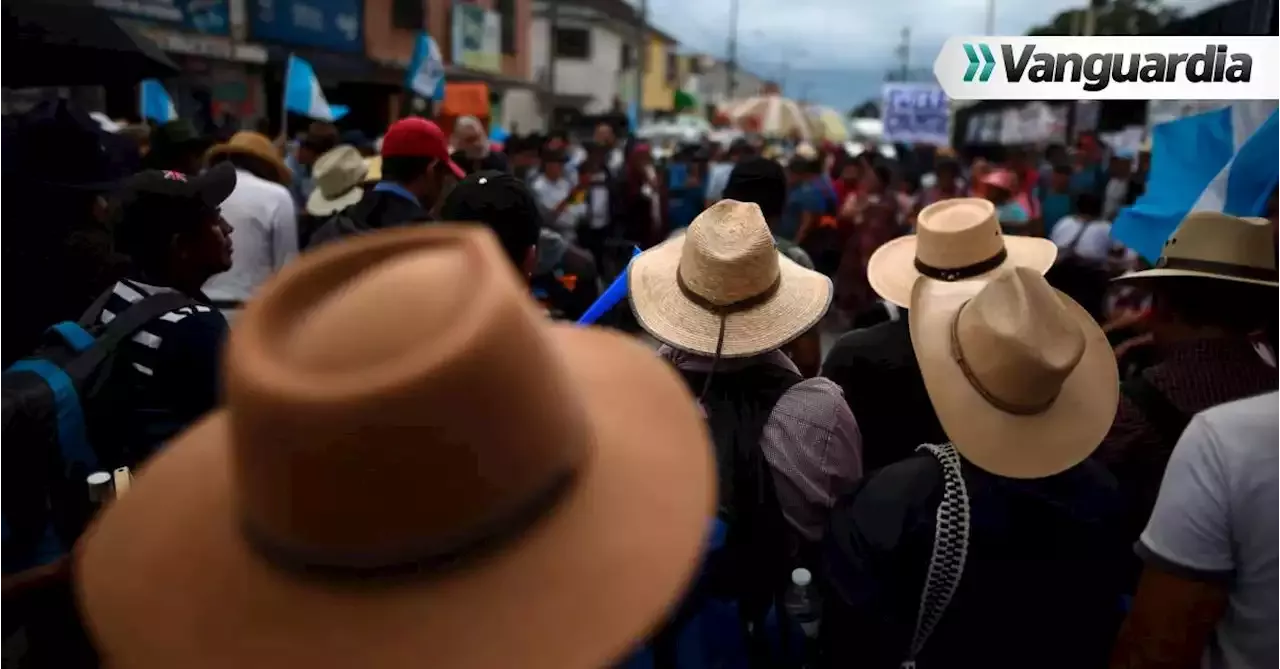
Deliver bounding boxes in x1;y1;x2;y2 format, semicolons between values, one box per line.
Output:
279;56;291;147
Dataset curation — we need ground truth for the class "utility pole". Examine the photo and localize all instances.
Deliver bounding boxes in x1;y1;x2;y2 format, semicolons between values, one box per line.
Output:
635;0;647;121
984;0;995;35
895;27;910;82
1084;0;1103;36
726;0;739;98
546;0;559;123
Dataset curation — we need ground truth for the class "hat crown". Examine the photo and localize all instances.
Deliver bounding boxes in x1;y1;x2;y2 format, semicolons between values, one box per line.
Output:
915;198;1006;271
954;267;1086;412
677;200;780;306
314;145;368;198
226;227;590;568
1160;212;1276;271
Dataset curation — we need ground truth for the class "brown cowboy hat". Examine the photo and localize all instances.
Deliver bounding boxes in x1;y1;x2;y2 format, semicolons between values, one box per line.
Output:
206;131;292;185
910;266;1118;479
1116;211;1278;287
868;197;1058;308
75;227;716;669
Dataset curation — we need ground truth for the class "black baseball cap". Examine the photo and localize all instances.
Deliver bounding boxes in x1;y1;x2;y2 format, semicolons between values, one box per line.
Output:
5;98;119;191
440;170;542;266
724;157;787;220
115;162;237;257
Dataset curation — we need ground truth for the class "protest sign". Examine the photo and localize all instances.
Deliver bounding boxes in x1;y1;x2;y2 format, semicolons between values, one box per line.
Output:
881;83;951;145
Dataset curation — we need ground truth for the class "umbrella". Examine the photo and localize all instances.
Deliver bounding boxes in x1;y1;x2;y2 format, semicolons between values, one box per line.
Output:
806;105;850;142
726;94;815;141
3;0;179;88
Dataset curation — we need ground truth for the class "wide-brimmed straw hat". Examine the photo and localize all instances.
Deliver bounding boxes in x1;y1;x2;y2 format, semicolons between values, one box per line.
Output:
1116;211;1278;287
910;266;1118;479
363;155;382;183
306;145;367;216
630;199;832;358
206;131;292;185
75;226;715;669
868;198;1058;308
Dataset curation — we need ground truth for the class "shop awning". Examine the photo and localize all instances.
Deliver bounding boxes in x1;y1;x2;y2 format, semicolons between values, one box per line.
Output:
441;82;491;118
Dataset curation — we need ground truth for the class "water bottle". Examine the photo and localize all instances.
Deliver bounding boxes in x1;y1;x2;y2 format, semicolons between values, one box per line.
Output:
784;567;821;640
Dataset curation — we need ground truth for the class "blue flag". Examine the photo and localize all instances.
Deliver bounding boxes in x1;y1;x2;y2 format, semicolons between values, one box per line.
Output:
139;79;178;124
1113;101;1278;263
577;247;643;326
405;33;446;101
284;54;349;122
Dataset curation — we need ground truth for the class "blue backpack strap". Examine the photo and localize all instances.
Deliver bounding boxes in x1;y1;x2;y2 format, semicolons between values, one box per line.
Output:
49;322;95;353
6;359;97;475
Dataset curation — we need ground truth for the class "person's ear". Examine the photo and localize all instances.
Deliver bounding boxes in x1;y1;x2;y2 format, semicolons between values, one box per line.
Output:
91;196;111;226
522;245;537;278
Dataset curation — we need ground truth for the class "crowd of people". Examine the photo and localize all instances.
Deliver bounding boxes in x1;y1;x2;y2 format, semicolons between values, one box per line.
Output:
2;95;1277;669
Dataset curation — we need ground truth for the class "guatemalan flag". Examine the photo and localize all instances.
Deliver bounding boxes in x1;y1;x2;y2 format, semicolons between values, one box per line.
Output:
139;79;178;124
1113;100;1279;263
405;32;446;101
284;54;349;122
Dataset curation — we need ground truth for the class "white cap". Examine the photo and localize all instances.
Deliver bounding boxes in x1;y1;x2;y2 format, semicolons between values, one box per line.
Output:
791;567;812;587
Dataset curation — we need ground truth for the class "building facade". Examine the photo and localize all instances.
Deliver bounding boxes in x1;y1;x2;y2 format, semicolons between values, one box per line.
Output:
640;28;677;115
529;0;644;123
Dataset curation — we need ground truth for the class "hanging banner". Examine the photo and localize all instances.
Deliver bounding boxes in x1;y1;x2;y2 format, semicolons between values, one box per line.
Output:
881;83;950;145
451;2;501;73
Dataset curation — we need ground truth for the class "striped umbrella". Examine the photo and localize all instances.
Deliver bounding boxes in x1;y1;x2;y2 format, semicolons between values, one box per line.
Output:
726;94;815;141
806;105;850;142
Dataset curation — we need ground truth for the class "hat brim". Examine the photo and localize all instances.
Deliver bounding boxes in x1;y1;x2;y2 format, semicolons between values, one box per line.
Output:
76;326;714;669
306;186;365;217
868;234;1059;308
909;277;1118;479
207;145;293;187
629;234;832;358
444;158;466;180
1113;267;1279;288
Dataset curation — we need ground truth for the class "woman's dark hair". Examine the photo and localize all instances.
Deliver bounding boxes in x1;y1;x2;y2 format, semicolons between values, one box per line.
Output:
724;158;787;221
1075;191;1103;218
380;155;436;183
867;161;893;188
1154;277;1276;334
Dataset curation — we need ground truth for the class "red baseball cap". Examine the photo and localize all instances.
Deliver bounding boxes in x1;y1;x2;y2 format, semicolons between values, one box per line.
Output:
380;117;465;179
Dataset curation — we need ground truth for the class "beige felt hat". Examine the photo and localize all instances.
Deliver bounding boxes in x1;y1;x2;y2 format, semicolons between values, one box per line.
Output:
1116;211;1278;287
629;199;833;358
306;145;368;216
75;226;715;669
868;197;1059;308
910;266;1119;479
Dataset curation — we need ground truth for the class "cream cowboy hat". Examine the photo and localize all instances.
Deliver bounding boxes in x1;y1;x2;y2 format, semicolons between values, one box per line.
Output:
868;197;1059;308
910;266;1119;479
1115;211;1278;287
306;145;368;216
629;199;833;358
75;226;715;669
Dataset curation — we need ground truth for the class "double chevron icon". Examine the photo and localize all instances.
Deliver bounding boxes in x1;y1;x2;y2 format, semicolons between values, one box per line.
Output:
962;43;997;82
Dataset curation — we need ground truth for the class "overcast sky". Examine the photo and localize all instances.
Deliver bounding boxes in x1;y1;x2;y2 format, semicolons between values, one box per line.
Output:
639;0;1229;109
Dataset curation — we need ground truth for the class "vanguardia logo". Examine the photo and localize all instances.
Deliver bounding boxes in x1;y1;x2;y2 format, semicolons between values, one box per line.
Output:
935;37;1277;101
962;43;997;82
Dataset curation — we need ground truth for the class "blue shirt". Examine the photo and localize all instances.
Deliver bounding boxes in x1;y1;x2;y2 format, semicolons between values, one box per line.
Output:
996;201;1030;226
373;181;421;208
1040;191;1073;236
779;181;828;241
1070;163;1106;196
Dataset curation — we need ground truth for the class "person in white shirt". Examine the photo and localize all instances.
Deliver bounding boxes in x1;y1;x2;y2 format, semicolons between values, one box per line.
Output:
528;150;585;243
1113;391;1278;669
703;139;751;206
1050;192;1117;263
203;133;299;311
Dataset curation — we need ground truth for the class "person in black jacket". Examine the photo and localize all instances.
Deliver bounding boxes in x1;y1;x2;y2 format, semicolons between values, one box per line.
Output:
308;118;464;248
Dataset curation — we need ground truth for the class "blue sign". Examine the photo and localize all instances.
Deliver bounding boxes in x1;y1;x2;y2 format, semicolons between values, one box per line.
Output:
94;0;230;36
881;83;951;146
250;0;364;53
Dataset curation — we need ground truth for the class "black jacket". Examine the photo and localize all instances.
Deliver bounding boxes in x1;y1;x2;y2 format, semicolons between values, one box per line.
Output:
306;188;433;249
450;150;510;176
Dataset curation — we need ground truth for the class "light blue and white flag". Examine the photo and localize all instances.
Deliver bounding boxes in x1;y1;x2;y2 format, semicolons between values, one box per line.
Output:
284;54;349;122
405;32;446;101
1113;100;1279;263
139;79;178;124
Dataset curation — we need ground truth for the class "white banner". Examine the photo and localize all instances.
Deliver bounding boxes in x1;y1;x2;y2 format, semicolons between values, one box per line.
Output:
881;83;951;145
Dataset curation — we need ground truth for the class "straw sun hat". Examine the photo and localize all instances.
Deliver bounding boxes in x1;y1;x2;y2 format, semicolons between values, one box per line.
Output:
630;199;833;358
206;131;292;185
75;226;715;669
305;145;368;216
868;197;1059;308
910;266;1118;479
1116;211;1278;287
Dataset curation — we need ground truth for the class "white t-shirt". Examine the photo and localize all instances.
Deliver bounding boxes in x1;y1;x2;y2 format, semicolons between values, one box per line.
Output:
1050;215;1115;263
529;174;584;241
204;169;298;304
1139;391;1279;669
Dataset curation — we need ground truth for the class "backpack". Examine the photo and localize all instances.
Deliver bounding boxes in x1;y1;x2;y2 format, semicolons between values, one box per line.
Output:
1045;220;1113;321
2;289;194;574
650;365;803;668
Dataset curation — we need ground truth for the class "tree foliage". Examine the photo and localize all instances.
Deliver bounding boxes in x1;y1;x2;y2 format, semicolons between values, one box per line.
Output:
1026;0;1182;36
849;100;880;119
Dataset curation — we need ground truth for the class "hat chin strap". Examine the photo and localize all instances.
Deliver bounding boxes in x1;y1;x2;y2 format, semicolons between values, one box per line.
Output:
675;270;782;401
949;302;1059;416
